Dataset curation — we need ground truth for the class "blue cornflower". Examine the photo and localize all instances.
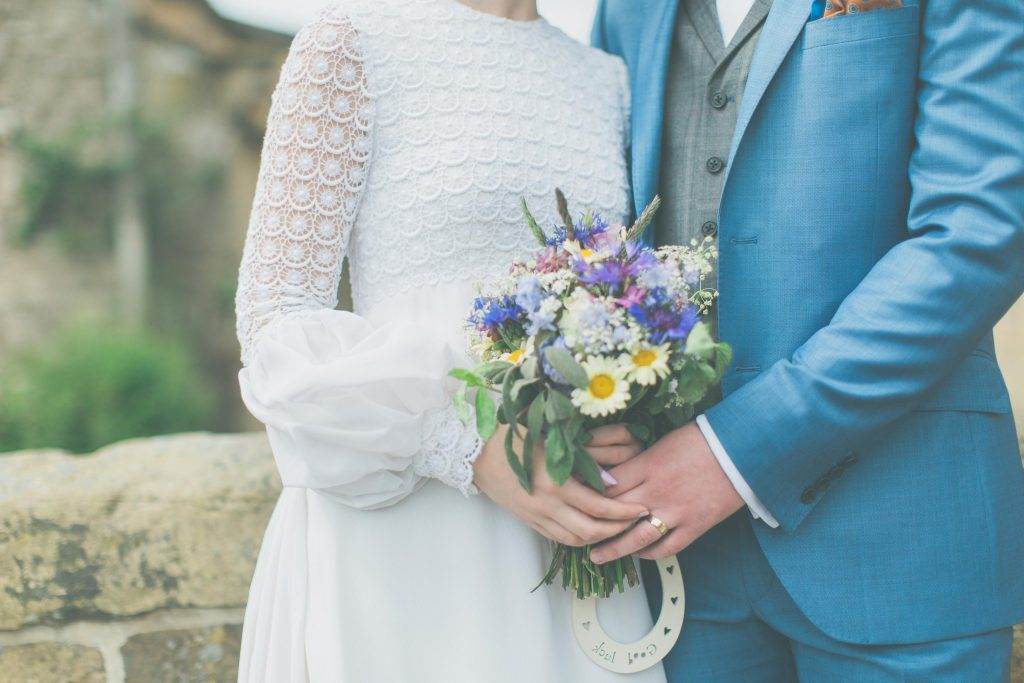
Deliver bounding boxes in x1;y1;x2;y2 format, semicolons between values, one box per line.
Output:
545;214;612;248
470;295;524;332
630;302;699;344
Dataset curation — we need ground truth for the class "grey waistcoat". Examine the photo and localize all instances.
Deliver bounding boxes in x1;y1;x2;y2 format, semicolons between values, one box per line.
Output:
658;0;773;284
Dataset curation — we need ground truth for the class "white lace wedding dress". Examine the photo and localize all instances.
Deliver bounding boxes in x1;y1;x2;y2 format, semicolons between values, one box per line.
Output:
235;1;665;681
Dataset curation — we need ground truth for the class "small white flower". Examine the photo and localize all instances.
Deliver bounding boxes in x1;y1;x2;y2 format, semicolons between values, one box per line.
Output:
571;356;631;418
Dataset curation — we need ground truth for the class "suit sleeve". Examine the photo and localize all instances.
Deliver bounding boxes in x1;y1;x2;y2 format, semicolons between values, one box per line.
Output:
704;0;1024;530
590;0;611;50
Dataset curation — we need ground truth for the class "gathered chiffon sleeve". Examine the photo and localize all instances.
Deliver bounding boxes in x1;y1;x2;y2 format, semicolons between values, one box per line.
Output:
235;9;482;510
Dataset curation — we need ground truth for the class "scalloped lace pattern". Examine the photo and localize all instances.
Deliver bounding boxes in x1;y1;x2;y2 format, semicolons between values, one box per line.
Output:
236;0;630;494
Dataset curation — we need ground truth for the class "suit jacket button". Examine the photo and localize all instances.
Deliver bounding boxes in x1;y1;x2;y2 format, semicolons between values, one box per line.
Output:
706;156;725;174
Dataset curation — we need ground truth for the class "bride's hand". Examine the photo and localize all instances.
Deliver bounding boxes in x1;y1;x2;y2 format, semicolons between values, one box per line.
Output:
473;424;648;546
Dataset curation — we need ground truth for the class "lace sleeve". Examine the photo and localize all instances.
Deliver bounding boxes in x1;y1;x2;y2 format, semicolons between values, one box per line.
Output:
235;10;372;366
235;9;482;503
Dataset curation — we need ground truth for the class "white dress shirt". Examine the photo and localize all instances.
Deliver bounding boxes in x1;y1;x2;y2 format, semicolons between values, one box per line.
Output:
696;0;781;529
717;0;756;45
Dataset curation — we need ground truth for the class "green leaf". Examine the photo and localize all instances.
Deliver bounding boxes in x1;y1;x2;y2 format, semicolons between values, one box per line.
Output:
545;426;574;485
675;360;710;403
543;347;589;390
714;342;733;376
563;416;584;445
520;356;538;380
626;423;651;443
478;361;514;383
475;389;498;440
452;388;472;423
545;390;575;422
449;368;488;389
511;377;538;403
684;322;715;360
698;361;717;383
524;394;545;480
665;405;694;426
506;424;531;492
527;393;546;439
501;365;518;424
521;196;549;247
572;447;605;492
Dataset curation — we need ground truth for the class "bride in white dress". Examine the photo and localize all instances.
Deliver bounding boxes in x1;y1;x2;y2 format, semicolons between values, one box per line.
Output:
234;1;666;680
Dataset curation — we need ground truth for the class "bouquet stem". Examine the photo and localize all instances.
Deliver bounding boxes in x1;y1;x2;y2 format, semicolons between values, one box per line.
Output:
535;543;639;599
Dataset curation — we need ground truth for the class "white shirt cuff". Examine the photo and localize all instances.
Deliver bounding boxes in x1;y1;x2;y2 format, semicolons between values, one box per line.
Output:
696;414;780;529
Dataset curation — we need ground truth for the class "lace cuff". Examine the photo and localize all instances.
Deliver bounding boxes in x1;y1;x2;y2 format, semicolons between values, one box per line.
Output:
414;405;484;496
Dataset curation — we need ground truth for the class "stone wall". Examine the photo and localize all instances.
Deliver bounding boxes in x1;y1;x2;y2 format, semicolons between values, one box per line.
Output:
0;433;278;682
0;432;1021;681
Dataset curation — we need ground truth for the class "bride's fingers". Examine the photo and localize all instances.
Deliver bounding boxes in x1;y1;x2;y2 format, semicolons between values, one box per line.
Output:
587;424;637;447
586;443;643;467
553;504;636;546
559;479;648;521
603;457;647;497
535;517;586;547
589;508;665;564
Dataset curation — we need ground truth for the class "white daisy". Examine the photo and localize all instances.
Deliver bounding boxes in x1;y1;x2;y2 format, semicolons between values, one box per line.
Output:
571;356;631;418
621;343;671;386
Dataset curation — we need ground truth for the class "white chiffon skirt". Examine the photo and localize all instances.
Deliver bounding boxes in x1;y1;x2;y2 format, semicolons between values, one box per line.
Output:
237;282;666;682
238;482;667;682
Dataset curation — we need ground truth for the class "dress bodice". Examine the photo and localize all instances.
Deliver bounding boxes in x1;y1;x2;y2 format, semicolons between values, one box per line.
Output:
234;0;631;501
343;0;631;311
236;0;631;362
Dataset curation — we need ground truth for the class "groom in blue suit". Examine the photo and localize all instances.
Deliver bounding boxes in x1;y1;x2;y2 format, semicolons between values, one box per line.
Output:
590;0;1024;679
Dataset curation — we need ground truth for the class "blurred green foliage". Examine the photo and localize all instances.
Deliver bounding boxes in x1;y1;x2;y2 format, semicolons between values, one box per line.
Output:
13;126;123;252
0;325;216;454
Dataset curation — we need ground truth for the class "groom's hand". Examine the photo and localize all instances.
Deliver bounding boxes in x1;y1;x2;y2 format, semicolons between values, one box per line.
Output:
589;423;744;563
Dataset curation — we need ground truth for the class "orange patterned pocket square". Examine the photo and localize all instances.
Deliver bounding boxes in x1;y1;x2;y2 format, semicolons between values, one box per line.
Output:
823;0;903;18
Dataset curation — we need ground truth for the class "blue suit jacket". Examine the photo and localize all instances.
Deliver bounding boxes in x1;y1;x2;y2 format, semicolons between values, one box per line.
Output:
593;0;1024;644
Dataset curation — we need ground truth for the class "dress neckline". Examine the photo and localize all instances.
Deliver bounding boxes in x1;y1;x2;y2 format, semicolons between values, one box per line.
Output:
443;0;549;28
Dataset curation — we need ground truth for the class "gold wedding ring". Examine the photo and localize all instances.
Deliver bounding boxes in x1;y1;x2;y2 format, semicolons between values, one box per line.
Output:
647;515;669;536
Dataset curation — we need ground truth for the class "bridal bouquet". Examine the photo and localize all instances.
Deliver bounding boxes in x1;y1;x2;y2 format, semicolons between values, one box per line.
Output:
452;191;730;599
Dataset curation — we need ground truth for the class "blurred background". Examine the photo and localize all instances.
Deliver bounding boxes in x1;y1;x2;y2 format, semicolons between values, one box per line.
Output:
0;1;1019;681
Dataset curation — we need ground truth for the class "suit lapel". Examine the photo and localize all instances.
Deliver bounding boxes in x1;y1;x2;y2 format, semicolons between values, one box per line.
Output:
631;0;681;220
724;0;812;173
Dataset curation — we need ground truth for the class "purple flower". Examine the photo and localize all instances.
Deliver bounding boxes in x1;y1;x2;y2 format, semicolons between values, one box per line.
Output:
629;302;700;344
545;214;612;248
575;259;635;288
616;285;647;308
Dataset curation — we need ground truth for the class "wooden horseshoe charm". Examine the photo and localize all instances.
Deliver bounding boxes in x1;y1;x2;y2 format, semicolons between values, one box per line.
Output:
571;558;684;674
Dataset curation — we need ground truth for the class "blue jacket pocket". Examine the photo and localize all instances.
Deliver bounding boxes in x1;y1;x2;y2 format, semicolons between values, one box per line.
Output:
804;4;919;49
